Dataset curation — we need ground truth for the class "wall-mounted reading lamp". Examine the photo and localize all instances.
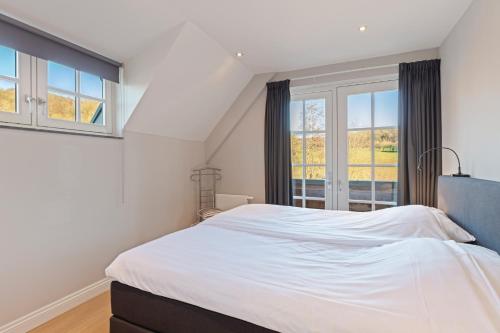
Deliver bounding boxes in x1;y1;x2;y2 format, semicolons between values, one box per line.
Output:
417;147;470;178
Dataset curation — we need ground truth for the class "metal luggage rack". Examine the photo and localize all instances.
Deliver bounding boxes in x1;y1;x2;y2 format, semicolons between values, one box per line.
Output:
190;167;222;222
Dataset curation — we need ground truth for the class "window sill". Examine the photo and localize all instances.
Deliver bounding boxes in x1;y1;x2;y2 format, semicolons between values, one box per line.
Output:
0;123;123;139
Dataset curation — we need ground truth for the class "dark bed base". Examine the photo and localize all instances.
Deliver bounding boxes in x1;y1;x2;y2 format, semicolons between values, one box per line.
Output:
110;281;277;333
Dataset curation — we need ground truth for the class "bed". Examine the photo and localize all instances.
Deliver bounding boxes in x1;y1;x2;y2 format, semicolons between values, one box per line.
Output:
106;176;500;333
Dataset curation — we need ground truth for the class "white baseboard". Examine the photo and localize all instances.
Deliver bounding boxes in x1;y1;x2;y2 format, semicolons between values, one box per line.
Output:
0;278;111;333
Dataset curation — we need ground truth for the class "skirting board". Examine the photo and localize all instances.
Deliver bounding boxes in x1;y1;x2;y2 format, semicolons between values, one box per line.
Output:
0;278;111;333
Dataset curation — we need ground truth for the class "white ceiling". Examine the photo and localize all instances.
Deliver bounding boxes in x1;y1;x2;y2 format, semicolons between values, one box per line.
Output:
0;0;472;73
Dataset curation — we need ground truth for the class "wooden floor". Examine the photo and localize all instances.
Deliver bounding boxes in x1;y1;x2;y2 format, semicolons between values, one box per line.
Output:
29;292;111;333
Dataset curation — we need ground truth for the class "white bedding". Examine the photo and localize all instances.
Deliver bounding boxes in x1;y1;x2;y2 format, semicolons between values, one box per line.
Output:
106;205;500;333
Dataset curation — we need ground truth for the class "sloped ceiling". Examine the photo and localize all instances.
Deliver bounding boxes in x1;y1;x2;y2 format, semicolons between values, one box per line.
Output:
124;22;253;141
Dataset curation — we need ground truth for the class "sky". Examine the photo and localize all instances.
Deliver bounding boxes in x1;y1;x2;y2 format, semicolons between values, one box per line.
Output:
348;90;398;128
291;90;398;132
48;62;103;99
0;45;16;78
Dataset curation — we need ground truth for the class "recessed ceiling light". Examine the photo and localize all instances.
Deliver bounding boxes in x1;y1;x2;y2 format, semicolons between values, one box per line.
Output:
236;51;244;58
359;25;367;32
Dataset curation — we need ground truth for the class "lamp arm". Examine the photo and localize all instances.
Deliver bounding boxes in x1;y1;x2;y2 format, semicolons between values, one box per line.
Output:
417;147;462;175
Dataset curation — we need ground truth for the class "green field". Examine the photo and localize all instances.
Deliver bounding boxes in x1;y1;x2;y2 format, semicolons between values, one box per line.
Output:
292;128;398;181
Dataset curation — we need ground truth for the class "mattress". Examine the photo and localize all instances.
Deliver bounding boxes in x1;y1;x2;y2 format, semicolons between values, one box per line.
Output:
106;204;500;333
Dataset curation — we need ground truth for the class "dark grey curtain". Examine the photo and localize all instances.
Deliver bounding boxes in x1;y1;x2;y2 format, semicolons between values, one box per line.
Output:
265;80;293;206
398;60;442;207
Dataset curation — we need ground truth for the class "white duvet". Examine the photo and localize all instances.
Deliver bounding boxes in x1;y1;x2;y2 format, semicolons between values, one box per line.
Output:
106;205;500;333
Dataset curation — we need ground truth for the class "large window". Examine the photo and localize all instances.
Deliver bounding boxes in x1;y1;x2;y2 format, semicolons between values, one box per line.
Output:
291;95;328;209
0;44;114;134
290;79;398;212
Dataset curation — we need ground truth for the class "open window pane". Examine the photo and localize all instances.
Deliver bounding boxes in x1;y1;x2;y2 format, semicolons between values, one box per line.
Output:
48;91;76;121
305;133;325;164
290;100;303;131
80;72;103;99
80;98;103;125
374;90;398;127
0;45;16;78
0;80;16;113
304;99;325;131
374;129;398;164
48;62;76;92
348;130;371;164
348;93;371;129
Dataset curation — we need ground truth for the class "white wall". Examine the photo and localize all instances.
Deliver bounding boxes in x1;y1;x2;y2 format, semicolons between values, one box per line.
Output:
440;0;500;181
209;49;439;202
0;129;203;326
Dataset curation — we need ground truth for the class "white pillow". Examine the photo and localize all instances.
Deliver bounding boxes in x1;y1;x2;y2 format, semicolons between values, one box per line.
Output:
429;207;476;243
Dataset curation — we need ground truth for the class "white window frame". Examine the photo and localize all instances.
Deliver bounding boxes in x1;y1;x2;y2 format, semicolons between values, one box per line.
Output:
0;50;32;125
0;44;117;136
290;91;335;210
337;80;399;211
36;58;113;134
290;74;399;212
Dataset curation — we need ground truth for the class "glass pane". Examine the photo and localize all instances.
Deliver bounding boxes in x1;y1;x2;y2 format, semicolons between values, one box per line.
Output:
292;165;303;181
349;167;371;200
348;130;371;164
306;200;325;209
293;199;303;208
375;182;398;202
80;72;103;99
348;93;371;129
304;99;325;131
290;100;303;131
374;90;398;127
375;129;398;164
292;178;302;197
305;166;325;198
48;62;76;92
375;204;394;210
305;133;325;164
48;91;76;121
306;166;325;180
375;167;398;202
0;45;16;78
349;202;372;212
80;98;103;125
375;167;398;182
0;80;16;113
291;133;303;165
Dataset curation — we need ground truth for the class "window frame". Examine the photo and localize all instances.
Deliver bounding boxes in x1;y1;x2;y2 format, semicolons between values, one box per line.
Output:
290;92;334;210
337;80;399;211
36;58;113;134
0;50;32;125
0;44;117;136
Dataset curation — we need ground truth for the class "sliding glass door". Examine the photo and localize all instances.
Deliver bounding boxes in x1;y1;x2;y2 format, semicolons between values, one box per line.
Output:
290;80;398;212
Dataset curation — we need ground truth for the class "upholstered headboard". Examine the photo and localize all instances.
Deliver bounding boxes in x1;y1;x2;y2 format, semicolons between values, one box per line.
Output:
438;176;500;254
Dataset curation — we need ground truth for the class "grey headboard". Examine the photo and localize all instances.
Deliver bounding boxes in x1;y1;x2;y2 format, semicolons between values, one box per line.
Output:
438;176;500;254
